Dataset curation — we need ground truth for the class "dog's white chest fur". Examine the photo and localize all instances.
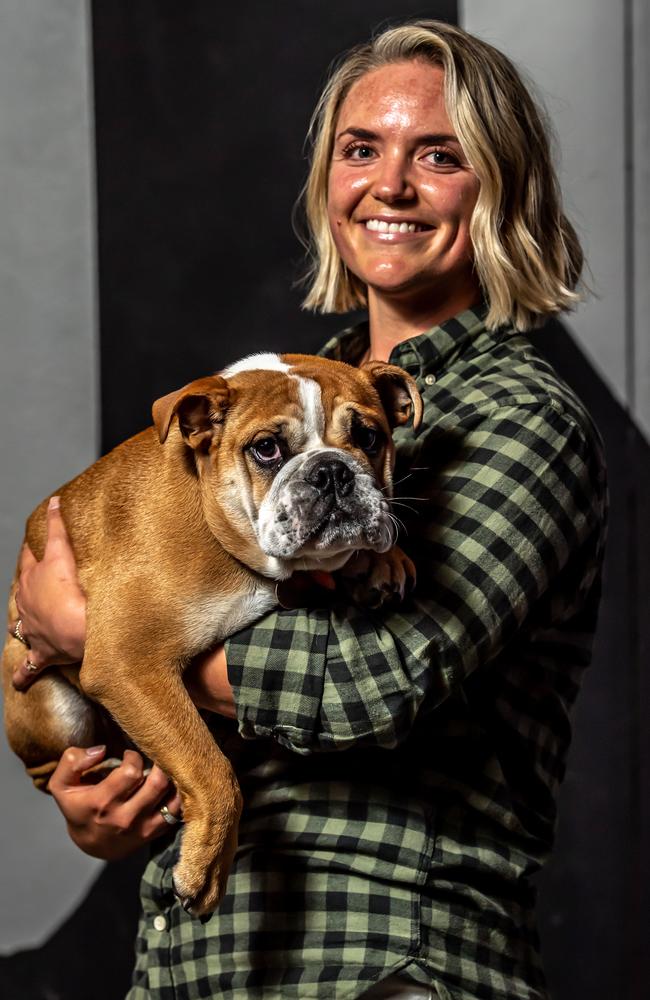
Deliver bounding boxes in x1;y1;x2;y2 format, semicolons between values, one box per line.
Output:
183;585;277;648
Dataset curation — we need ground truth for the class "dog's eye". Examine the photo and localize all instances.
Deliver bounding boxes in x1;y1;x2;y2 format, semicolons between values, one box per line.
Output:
250;437;283;465
353;424;382;457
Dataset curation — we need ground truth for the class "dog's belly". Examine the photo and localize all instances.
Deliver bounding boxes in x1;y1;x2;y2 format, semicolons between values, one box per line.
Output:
45;674;96;746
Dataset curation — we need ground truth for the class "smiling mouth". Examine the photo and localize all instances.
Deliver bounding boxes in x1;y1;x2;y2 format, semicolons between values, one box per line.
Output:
364;219;433;234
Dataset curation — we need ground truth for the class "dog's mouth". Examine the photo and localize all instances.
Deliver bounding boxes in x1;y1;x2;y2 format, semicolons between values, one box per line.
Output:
285;492;363;548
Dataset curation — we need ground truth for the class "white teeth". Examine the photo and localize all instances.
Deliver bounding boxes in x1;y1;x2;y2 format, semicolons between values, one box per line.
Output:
365;219;419;233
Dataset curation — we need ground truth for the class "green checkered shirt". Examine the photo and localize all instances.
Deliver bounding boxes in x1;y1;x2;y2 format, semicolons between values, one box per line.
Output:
128;305;608;1000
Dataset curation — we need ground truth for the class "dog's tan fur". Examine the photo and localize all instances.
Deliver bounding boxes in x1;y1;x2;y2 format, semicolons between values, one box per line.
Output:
3;353;421;914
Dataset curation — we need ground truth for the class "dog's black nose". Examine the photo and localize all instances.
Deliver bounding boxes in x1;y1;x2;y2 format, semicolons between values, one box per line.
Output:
306;459;354;498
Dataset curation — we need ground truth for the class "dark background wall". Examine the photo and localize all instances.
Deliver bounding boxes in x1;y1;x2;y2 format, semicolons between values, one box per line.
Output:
1;3;647;999
94;1;456;452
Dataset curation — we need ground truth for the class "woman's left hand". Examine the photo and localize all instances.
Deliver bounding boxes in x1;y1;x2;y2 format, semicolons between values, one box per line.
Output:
9;496;87;689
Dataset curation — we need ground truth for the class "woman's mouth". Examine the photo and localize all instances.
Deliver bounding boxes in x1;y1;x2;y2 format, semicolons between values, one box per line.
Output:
363;218;433;235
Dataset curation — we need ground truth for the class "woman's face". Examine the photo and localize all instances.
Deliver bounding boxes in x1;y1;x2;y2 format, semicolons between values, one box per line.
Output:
327;61;481;310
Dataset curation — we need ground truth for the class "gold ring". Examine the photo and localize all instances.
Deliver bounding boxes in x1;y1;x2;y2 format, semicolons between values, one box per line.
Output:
13;619;29;647
160;804;182;826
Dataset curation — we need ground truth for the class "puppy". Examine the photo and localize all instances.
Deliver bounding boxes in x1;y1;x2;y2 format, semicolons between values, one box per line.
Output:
3;352;421;914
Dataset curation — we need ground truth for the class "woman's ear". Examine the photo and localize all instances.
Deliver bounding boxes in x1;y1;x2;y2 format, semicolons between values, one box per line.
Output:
361;361;423;430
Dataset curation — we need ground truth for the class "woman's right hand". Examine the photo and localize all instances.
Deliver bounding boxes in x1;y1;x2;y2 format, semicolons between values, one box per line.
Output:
49;745;183;861
10;495;87;689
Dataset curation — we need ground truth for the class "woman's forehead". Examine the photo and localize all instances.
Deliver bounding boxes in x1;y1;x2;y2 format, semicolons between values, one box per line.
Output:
335;62;453;141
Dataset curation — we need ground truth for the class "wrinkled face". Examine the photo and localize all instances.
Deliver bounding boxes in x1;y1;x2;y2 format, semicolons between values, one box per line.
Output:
327;61;481;311
189;354;405;578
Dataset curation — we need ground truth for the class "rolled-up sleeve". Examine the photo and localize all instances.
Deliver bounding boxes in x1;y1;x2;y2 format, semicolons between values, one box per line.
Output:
224;401;607;754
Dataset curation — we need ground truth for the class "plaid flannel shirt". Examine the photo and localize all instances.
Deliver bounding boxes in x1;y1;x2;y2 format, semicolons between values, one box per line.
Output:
128;305;608;1000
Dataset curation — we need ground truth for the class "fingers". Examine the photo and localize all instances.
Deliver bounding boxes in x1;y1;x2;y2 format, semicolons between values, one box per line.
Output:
117;763;178;834
12;655;48;690
18;542;37;575
49;745;108;795
6;615;29;645
47;747;182;860
91;759;181;843
43;496;76;564
10;495;87;666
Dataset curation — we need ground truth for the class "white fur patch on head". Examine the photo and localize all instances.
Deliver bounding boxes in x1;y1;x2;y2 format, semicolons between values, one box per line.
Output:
221;353;290;378
296;376;325;448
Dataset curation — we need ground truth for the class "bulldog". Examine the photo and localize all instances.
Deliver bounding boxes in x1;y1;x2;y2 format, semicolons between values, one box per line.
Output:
3;352;422;915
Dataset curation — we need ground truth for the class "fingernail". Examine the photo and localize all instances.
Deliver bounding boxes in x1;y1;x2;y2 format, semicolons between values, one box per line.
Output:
85;745;105;757
49;496;60;510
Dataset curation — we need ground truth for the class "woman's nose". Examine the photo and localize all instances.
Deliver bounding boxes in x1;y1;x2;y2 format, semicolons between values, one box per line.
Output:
371;154;415;202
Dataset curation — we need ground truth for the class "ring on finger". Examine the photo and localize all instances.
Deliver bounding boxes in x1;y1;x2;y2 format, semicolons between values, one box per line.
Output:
25;659;39;673
13;619;29;647
160;804;182;826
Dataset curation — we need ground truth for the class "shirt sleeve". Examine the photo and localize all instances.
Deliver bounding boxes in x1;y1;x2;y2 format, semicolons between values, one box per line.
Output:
224;401;607;754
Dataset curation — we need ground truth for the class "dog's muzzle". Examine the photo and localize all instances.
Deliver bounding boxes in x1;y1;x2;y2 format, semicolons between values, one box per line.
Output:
257;450;393;561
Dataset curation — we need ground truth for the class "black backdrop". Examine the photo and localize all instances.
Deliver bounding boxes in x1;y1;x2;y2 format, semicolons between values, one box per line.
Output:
3;3;646;999
93;0;456;452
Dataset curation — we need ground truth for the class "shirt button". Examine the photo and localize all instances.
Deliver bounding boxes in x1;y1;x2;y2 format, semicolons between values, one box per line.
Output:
153;915;167;932
424;374;436;386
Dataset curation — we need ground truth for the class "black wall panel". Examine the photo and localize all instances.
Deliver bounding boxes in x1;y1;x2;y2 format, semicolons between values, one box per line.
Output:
92;0;457;452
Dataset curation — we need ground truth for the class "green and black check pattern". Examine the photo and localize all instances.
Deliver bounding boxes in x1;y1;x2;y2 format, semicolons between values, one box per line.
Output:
129;306;608;1000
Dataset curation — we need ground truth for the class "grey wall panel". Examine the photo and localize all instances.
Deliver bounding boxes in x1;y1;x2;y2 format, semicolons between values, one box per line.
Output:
0;0;100;952
462;0;650;440
632;0;650;434
461;3;650;997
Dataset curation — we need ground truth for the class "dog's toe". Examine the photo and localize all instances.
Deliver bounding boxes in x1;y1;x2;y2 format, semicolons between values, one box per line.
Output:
172;875;194;914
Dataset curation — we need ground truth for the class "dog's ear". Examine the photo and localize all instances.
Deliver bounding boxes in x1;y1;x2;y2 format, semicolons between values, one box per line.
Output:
361;361;423;431
152;375;231;450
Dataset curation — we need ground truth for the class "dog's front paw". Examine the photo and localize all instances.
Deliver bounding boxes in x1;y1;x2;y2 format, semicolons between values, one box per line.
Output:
171;810;240;917
339;546;416;610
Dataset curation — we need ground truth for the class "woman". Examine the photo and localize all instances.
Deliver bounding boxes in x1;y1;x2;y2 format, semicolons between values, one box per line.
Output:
10;20;607;1000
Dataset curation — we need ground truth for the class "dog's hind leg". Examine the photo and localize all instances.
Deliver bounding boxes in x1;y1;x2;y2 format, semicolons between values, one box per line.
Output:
3;635;100;789
79;643;242;916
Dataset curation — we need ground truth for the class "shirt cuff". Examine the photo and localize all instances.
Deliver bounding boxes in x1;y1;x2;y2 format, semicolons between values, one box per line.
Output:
224;608;331;754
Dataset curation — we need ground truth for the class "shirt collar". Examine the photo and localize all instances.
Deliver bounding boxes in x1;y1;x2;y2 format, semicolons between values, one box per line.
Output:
319;302;511;379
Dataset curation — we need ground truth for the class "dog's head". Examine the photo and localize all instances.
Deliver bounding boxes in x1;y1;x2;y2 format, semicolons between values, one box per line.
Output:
152;352;422;579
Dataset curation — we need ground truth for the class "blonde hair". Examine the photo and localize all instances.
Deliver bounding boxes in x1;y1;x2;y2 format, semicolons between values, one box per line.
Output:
300;20;583;331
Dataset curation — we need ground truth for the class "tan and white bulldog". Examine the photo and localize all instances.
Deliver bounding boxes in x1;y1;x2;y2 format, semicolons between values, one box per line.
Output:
3;352;422;915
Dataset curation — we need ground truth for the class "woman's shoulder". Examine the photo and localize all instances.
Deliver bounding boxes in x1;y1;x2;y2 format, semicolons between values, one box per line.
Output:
429;327;600;439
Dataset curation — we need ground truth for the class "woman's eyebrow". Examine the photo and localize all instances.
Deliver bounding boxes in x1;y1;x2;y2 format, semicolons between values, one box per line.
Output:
335;126;378;142
335;126;460;144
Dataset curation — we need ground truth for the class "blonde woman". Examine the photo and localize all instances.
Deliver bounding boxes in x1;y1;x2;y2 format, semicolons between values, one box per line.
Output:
11;20;607;1000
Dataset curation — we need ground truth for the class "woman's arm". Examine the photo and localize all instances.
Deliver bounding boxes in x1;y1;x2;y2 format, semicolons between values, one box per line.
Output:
220;402;607;754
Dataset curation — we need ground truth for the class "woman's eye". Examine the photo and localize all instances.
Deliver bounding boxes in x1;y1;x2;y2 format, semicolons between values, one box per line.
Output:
353;424;381;456
426;148;460;168
342;141;376;160
251;438;282;464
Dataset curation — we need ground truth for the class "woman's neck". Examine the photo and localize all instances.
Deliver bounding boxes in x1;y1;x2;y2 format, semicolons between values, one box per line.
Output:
365;284;482;363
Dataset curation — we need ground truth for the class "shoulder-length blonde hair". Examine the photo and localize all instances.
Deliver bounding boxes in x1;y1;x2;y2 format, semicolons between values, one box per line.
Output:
300;20;583;332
